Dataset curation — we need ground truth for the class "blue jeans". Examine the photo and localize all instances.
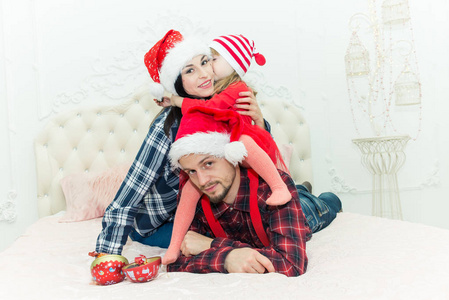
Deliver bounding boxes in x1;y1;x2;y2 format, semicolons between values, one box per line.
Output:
296;185;341;233
130;221;173;248
130;186;341;248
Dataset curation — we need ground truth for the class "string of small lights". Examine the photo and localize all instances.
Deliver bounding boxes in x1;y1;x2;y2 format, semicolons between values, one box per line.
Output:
345;0;422;141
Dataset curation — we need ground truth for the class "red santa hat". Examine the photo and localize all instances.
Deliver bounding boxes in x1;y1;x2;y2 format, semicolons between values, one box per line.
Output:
168;106;248;169
144;30;211;100
209;34;266;78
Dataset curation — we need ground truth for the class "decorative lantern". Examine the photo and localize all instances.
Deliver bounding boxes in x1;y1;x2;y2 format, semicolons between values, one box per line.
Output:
382;0;410;26
394;64;421;106
345;31;370;77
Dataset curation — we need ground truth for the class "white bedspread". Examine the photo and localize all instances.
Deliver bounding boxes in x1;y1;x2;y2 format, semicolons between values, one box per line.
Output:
2;212;449;300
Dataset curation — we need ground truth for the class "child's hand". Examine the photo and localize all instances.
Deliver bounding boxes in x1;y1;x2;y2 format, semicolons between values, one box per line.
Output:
153;97;172;108
170;95;184;107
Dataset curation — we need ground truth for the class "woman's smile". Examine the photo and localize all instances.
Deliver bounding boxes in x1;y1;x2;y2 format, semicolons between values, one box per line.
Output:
199;79;212;89
181;55;215;98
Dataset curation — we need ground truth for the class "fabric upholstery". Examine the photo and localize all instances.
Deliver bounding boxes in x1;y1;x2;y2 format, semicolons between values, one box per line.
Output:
34;84;312;218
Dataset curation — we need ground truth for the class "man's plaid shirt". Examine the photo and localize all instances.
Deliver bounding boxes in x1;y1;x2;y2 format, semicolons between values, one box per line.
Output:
168;168;311;277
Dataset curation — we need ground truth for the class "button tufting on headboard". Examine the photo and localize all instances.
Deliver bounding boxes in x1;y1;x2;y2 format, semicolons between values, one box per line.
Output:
34;85;313;218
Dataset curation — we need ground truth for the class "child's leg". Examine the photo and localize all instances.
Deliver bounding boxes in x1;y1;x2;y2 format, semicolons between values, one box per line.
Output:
162;180;202;265
239;135;291;205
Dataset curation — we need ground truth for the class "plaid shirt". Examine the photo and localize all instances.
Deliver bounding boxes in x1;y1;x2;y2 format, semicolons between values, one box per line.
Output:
95;108;180;255
95;108;272;255
167;168;311;277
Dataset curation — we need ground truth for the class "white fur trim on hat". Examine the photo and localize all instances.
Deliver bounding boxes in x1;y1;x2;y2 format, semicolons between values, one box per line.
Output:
169;132;247;169
224;141;248;166
148;82;165;100
160;37;211;95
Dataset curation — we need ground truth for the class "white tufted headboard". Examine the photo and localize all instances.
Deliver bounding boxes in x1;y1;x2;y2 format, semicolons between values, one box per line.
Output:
34;85;312;218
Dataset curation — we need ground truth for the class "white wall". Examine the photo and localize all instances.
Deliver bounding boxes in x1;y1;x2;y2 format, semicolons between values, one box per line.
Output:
1;0;448;251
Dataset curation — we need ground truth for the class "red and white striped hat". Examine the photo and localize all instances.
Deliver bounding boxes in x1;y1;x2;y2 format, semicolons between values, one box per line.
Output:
210;34;266;78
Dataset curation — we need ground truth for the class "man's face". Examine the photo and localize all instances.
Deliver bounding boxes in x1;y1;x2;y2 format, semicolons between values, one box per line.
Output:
179;154;237;204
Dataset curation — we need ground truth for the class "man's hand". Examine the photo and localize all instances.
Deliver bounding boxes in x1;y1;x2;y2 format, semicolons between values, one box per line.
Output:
235;89;266;130
224;248;275;274
181;231;213;257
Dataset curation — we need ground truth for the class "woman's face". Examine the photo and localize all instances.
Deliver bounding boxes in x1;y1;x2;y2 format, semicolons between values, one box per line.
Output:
181;55;214;98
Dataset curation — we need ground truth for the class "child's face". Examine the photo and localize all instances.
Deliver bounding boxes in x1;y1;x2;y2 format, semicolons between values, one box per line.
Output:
212;54;234;81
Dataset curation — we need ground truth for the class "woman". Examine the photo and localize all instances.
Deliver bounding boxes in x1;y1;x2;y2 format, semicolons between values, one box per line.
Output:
94;29;341;257
94;30;266;256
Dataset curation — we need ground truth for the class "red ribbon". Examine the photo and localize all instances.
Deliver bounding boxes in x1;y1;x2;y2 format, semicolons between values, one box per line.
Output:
135;255;147;265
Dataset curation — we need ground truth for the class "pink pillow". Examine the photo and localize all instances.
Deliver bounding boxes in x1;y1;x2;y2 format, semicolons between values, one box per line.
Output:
278;143;294;170
59;162;131;222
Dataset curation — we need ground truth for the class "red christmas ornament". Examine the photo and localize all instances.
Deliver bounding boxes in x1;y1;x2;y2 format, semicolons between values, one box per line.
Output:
122;255;161;283
90;254;129;286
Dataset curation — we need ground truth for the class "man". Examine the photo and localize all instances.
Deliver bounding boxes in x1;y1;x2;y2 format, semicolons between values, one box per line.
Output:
166;152;310;276
165;106;313;276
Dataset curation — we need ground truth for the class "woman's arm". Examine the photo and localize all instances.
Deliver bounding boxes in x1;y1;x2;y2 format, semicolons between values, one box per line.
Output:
234;89;266;130
95;108;174;255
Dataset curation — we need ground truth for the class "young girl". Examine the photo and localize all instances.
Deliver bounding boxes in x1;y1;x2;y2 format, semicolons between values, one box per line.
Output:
162;34;291;264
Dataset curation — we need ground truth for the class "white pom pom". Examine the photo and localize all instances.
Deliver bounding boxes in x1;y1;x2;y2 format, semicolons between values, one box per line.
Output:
224;142;247;166
148;82;165;100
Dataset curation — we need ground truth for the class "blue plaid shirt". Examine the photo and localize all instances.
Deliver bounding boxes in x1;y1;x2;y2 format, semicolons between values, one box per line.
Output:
95;107;271;255
95;108;180;254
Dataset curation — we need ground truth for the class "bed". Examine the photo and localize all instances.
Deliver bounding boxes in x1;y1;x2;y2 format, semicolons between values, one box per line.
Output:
1;84;449;299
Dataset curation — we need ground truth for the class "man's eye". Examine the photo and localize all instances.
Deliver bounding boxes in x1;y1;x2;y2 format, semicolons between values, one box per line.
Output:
188;170;196;175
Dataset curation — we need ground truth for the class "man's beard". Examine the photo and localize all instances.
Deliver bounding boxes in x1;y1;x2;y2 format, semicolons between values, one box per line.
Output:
206;182;232;204
201;169;236;204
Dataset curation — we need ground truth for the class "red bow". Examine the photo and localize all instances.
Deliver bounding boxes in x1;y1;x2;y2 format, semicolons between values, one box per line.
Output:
135;255;147;265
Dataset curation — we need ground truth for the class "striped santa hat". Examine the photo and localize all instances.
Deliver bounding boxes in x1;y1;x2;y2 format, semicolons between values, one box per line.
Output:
209;34;266;78
144;30;211;100
168;106;248;169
